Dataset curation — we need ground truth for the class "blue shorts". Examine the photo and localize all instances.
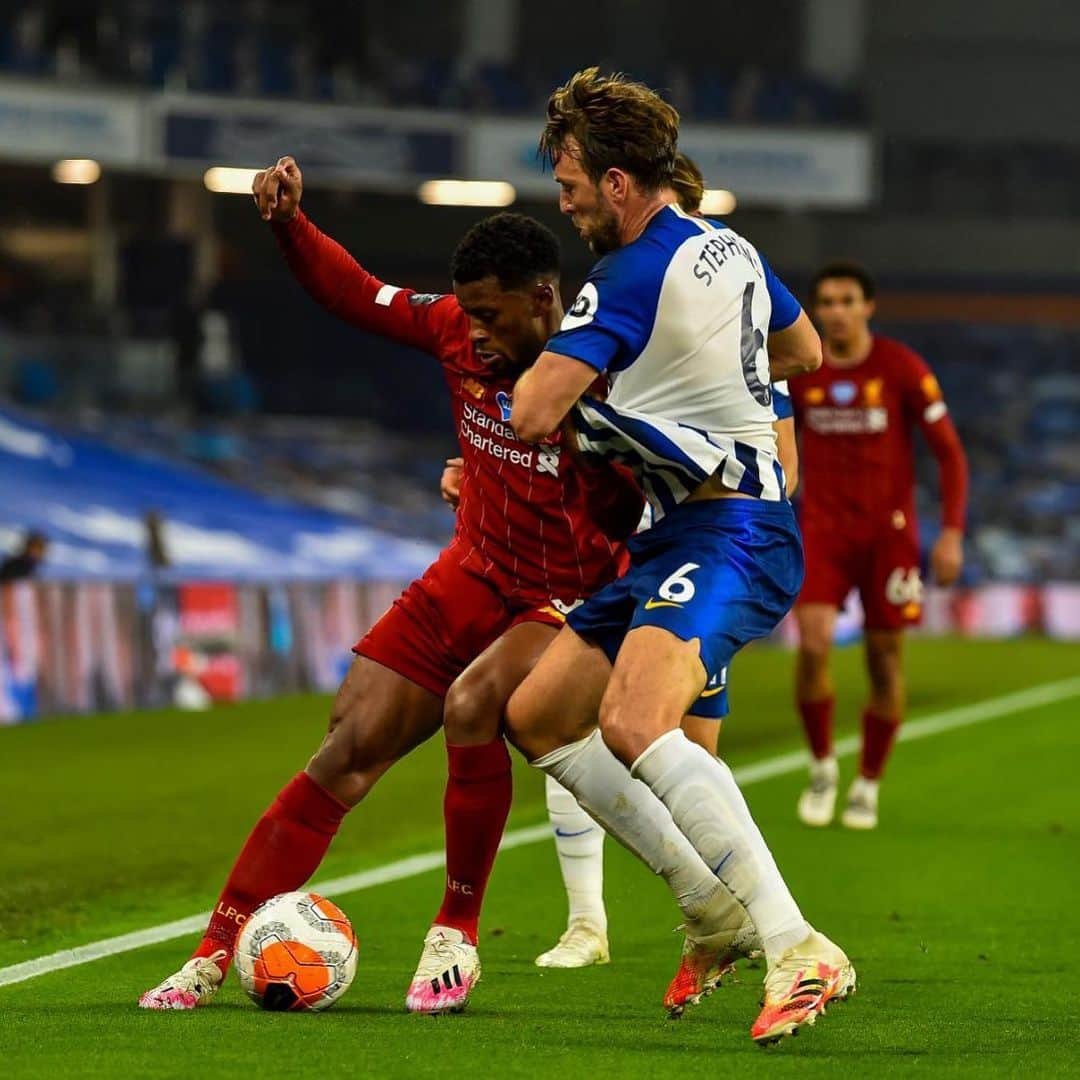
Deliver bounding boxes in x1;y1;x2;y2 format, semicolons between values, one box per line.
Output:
566;498;803;719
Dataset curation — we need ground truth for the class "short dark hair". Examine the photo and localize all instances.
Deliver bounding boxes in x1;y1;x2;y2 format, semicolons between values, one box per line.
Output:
671;152;705;214
811;260;877;302
540;67;679;193
450;213;560;291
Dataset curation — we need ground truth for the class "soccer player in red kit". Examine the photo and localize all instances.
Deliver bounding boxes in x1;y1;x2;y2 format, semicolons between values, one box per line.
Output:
790;261;968;829
139;157;637;1011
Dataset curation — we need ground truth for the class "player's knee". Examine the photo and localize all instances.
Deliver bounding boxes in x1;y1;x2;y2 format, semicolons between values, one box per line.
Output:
503;688;549;761
866;649;903;695
308;703;399;800
443;670;504;745
598;699;648;767
797;635;831;669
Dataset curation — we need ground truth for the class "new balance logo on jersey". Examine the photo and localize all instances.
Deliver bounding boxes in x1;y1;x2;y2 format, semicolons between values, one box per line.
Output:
537;445;560;477
550;597;584;616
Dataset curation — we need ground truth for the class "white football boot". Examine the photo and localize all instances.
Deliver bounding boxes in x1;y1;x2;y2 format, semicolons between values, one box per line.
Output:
405;925;480;1014
535;920;610;968
751;929;856;1045
797;756;838;827
841;776;879;830
138;950;228;1010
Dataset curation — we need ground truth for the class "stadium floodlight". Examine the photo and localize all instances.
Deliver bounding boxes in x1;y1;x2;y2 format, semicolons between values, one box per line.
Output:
700;189;737;215
204;167;261;194
52;159;101;185
418;180;517;207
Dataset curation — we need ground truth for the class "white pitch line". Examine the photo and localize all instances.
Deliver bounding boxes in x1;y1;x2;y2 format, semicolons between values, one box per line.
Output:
2;675;1078;990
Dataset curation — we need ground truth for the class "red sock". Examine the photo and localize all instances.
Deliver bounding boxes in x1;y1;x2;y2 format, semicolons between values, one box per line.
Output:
193;771;349;970
434;739;513;945
798;696;835;760
860;709;902;779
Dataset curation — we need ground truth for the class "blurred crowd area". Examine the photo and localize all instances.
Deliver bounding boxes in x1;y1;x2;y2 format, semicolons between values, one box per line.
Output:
4;316;1079;584
0;0;861;124
1;0;1078;587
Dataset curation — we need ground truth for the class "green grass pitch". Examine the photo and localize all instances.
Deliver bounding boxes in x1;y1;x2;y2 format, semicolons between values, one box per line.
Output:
1;637;1078;1078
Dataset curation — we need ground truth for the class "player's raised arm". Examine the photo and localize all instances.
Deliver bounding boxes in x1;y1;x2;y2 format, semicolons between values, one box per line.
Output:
254;156;450;354
904;358;969;585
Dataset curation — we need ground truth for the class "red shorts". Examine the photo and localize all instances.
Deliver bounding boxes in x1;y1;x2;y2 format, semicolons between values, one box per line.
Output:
797;521;923;631
355;552;571;698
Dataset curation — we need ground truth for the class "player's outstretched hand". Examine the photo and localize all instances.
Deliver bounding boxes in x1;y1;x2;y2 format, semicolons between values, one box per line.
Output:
440;457;464;510
931;528;964;586
252;156;303;222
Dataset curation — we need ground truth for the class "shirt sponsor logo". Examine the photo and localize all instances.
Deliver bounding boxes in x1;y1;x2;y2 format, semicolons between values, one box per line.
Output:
460;400;562;474
830;380;858;406
806;406;889;434
495;390;512;421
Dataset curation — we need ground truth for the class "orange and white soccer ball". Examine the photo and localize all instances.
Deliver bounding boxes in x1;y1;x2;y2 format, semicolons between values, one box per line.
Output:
235;891;358;1011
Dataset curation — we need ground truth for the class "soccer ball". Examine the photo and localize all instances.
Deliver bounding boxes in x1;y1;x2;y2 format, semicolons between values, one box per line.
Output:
235;891;358;1011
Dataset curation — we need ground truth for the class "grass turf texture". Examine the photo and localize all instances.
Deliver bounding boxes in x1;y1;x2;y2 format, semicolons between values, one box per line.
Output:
1;637;1077;1077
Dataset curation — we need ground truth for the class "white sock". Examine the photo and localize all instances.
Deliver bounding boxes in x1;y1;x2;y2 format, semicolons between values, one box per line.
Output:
533;731;721;922
545;775;607;933
632;729;809;962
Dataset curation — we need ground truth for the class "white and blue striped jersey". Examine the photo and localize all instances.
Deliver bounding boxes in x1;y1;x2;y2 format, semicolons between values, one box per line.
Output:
547;205;802;523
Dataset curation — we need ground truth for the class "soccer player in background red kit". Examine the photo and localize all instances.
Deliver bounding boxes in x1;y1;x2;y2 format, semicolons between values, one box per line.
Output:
139;156;640;1011
790;261;968;830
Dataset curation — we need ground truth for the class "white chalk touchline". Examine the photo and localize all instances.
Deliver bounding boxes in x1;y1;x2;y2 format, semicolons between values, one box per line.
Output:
2;675;1078;990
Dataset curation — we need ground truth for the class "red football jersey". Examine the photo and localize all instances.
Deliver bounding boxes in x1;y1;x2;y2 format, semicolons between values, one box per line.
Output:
274;211;636;605
790;335;966;538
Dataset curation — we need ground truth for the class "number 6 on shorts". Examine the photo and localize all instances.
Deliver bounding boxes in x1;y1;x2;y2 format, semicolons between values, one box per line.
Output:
658;562;702;604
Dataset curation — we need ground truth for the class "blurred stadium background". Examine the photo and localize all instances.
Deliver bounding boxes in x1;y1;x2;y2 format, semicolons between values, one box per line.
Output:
1;0;1078;722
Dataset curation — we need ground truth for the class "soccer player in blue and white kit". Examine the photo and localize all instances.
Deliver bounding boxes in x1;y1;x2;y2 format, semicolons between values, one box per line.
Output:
504;70;855;1045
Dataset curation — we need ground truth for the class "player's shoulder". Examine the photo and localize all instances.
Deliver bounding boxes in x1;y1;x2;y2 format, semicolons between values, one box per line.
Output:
593;206;713;290
874;334;928;370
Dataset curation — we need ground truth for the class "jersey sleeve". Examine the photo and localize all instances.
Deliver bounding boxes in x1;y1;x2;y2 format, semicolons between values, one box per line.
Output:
772;379;793;419
760;254;801;333
898;348;969;531
545;254;659;374
272;210;458;356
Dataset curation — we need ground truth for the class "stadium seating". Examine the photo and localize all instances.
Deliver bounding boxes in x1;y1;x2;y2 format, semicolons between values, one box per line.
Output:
0;1;859;123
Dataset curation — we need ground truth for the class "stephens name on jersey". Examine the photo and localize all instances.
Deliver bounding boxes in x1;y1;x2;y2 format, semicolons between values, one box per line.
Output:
545;205;801;521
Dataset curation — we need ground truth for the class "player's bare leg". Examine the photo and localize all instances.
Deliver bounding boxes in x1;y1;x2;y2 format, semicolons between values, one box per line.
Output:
507;627;757;1016
794;604;840;826
842;629;905;829
140;658;443;1010
408;621;559;1014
